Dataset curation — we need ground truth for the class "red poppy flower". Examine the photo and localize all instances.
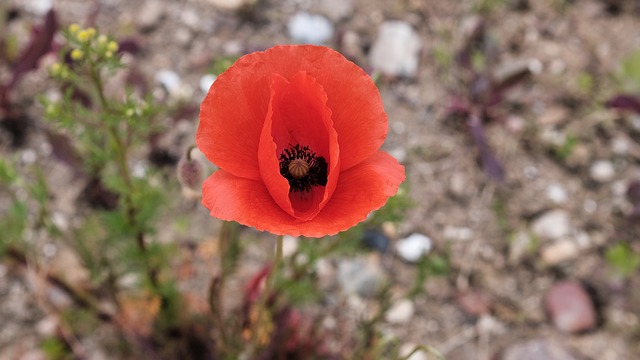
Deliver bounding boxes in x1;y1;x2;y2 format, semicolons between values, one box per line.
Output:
197;45;405;237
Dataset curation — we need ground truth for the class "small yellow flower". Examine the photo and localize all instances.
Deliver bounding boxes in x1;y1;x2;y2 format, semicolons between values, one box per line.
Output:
86;27;97;38
98;34;108;45
125;108;135;117
107;41;119;53
68;23;80;34
49;62;62;76
70;49;84;61
77;30;90;42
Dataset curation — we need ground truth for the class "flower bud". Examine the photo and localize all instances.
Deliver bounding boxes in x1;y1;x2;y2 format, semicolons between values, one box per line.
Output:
70;49;84;61
77;30;90;42
107;41;119;53
68;24;80;34
177;146;203;191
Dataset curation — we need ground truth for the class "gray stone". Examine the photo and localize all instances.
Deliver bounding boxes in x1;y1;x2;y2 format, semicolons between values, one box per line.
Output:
136;0;165;31
318;0;354;21
288;12;334;45
369;21;422;77
501;339;582;360
337;257;386;298
531;209;571;240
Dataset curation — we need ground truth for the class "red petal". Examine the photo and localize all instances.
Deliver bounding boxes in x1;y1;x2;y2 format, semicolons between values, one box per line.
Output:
260;46;387;171
307;151;405;236
258;72;340;220
196;57;272;181
197;45;386;181
201;152;404;238
202;170;296;230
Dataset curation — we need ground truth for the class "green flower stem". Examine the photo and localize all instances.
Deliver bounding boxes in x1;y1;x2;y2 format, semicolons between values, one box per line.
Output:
209;220;231;353
87;60;159;290
266;235;284;290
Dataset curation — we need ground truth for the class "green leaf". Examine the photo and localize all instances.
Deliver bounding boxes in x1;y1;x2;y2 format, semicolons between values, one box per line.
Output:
606;243;640;278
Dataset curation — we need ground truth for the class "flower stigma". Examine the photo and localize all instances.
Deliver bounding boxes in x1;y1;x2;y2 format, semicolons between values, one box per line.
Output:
279;144;328;193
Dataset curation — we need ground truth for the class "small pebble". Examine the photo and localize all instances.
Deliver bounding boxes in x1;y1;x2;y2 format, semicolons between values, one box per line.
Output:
455;290;492;316
369;21;422;77
23;0;53;15
395;233;433;263
337;258;385;298
538;106;568;126
531;209;571;240
361;229;389;253
318;0;354;21
36;317;58;336
388;147;407;163
21;149;37;164
155;70;182;97
501;339;581;360
545;281;597;333
199;74;217;93
541;240;579;266
443;226;473;241
385;298;415;324
136;0;165;31
281;235;298;257
590;160;615;183
448;172;468;198
546;183;567;204
288;12;334;45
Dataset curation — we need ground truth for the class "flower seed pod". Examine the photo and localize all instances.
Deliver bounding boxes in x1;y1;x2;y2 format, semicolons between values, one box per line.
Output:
177;146;203;192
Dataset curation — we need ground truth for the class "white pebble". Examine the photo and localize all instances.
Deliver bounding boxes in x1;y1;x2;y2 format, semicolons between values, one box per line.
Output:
395;233;432;263
281;235;298;257
155;70;182;96
369;21;422;77
199;74;217;93
590;160;615;183
541;240;579;265
531;210;571;240
288;12;334;45
21;149;37;164
546;183;567;204
385;298;415;324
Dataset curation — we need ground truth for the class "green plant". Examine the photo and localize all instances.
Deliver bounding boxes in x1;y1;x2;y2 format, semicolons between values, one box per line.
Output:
606;243;640;279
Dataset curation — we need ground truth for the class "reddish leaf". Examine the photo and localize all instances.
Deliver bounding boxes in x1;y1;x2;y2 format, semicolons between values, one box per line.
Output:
605;95;640;114
8;9;57;90
469;112;505;182
118;38;142;55
627;181;640;205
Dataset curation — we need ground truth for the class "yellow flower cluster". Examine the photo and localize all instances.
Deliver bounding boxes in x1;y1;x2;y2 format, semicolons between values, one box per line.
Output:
66;24;119;61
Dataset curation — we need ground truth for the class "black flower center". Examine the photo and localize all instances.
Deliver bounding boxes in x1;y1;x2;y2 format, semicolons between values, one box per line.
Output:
279;144;328;193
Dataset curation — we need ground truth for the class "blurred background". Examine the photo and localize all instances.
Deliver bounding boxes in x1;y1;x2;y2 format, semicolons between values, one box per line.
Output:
1;0;640;359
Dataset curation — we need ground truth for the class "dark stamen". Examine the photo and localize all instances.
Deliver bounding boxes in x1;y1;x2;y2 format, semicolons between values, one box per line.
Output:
279;144;328;193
